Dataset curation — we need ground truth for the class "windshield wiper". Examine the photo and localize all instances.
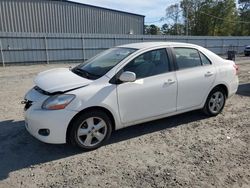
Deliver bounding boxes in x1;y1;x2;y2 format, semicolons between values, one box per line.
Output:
72;68;100;79
72;68;87;78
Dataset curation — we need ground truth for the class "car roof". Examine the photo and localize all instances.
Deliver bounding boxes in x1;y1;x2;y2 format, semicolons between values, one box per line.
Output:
118;42;200;50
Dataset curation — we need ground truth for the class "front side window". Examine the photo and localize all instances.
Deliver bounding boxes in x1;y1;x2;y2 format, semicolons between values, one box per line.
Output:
174;48;202;70
123;49;170;79
72;47;137;80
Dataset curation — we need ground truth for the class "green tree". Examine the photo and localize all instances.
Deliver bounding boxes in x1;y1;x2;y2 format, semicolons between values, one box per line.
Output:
161;23;170;34
165;3;182;35
180;0;200;35
210;0;237;36
161;23;185;35
144;25;160;35
237;0;250;35
180;0;237;36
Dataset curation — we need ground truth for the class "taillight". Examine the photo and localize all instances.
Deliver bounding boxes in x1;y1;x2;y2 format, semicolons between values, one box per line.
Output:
233;64;239;75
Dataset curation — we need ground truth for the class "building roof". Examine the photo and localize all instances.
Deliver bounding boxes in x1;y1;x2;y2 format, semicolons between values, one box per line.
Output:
52;0;145;17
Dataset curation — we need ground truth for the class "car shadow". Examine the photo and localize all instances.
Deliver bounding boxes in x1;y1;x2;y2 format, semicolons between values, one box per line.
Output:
109;110;207;144
0;110;208;180
0;120;81;180
237;83;250;97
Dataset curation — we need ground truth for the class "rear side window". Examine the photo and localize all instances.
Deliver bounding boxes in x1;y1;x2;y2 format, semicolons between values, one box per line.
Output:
174;48;202;70
199;52;211;65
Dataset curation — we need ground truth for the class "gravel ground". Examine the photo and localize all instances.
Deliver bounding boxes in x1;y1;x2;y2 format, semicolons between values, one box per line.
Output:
0;61;249;188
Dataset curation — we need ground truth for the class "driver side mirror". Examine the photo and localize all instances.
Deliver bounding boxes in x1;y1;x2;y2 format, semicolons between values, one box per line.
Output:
119;71;136;82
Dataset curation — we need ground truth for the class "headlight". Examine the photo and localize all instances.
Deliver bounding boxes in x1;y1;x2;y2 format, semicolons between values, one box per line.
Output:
42;94;75;110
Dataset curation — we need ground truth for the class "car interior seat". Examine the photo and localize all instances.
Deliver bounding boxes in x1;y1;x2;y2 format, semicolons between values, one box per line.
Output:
134;52;155;79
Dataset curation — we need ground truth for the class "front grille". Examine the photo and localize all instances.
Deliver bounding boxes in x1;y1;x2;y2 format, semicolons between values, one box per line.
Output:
24;100;33;111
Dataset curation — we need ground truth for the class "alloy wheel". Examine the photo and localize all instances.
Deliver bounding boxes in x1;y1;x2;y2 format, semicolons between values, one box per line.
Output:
77;117;107;147
208;91;225;114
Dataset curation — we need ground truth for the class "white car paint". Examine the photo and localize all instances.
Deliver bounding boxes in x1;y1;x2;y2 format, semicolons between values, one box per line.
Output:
34;68;92;93
176;65;216;110
117;72;177;123
24;42;239;144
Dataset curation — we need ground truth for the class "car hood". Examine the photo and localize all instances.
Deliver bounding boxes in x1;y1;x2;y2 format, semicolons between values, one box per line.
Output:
34;68;92;93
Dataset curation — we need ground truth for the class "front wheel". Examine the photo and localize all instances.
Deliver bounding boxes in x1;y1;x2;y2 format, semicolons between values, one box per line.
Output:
68;110;112;150
203;88;226;116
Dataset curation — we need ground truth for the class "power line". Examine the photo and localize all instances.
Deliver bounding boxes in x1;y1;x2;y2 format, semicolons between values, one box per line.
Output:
145;10;250;25
199;11;250;24
145;17;166;24
145;20;162;24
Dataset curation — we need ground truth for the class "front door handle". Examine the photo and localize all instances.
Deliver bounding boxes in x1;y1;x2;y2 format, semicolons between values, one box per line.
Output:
167;79;176;84
164;79;176;86
205;71;214;77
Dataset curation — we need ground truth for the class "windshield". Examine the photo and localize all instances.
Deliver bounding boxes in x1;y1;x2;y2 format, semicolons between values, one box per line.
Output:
72;47;137;80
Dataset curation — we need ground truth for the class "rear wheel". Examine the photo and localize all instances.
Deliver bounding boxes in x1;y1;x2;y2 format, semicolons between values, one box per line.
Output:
203;88;226;116
69;110;112;150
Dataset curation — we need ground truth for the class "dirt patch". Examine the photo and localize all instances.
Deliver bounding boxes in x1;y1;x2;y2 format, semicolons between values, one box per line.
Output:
0;62;249;188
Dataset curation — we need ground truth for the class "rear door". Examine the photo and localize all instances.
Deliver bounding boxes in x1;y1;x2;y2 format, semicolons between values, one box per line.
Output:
172;47;216;110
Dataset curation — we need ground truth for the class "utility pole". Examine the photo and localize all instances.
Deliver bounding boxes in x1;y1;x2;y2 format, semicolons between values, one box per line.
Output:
186;5;189;36
174;3;179;35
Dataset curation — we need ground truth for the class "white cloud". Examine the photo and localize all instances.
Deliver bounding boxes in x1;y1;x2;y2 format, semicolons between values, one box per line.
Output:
70;0;180;26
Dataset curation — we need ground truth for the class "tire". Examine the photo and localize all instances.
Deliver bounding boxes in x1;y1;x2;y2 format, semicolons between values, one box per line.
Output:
68;110;112;150
202;87;226;116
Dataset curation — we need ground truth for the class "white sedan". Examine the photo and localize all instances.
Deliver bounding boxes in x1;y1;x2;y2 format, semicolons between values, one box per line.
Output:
23;42;239;150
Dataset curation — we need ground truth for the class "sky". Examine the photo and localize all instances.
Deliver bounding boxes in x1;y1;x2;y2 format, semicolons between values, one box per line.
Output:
70;0;180;26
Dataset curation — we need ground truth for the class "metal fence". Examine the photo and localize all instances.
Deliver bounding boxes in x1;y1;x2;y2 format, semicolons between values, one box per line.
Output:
1;32;250;66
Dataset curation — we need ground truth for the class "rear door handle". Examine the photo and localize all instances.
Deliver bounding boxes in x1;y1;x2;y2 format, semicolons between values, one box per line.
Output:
205;72;214;77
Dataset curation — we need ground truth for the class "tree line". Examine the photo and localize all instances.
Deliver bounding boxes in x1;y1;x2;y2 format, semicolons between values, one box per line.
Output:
144;0;250;36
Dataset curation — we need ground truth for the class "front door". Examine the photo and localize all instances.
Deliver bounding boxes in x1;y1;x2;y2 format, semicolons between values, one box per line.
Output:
116;48;177;124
